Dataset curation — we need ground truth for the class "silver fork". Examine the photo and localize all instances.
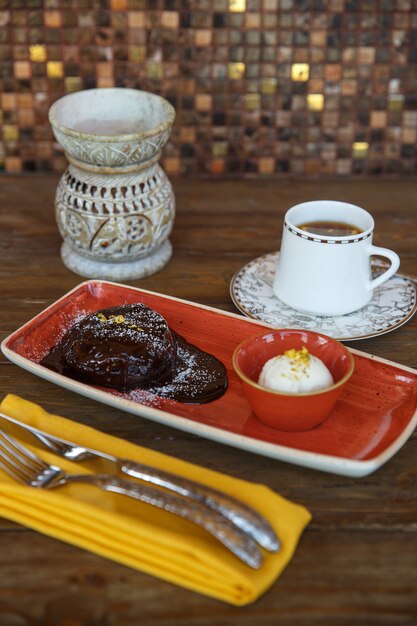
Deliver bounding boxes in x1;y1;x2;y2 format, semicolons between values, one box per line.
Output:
0;412;279;554
0;427;263;569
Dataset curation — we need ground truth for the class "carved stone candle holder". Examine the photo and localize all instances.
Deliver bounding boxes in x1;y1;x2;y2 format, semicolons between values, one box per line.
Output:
49;88;176;280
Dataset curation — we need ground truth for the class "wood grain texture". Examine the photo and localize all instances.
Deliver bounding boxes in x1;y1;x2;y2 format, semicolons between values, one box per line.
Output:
0;176;416;625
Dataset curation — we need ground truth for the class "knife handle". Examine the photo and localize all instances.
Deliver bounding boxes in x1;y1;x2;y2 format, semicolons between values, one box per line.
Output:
120;460;279;553
73;473;262;569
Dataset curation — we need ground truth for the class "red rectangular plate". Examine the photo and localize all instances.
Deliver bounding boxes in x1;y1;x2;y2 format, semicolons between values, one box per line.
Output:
2;281;417;477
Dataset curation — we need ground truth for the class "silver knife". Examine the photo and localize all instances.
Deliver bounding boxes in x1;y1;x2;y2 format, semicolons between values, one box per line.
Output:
0;411;279;553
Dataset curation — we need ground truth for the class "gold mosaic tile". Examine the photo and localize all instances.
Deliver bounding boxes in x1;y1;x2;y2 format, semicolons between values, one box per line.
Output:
46;61;64;79
307;94;324;112
291;63;309;82
352;142;369;159
228;62;245;80
229;0;246;11
29;44;47;62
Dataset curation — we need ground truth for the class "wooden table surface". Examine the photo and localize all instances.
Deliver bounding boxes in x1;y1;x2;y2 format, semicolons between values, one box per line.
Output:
0;176;416;626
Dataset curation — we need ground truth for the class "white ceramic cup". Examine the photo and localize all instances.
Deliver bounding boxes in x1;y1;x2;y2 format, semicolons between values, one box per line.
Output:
273;200;400;316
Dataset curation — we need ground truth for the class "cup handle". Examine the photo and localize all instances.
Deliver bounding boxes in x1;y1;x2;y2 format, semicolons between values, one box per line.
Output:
368;245;400;291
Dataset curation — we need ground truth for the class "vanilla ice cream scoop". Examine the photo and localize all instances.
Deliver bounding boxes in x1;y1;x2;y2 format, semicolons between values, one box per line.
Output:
258;346;334;393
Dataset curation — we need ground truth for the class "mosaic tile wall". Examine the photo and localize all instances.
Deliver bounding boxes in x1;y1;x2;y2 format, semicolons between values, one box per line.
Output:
0;0;416;177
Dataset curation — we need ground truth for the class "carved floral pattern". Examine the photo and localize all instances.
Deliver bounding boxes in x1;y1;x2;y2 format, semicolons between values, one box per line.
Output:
53;127;171;168
56;162;175;261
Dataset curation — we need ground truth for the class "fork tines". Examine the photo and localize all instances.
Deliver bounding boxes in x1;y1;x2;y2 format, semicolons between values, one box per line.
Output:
0;429;46;484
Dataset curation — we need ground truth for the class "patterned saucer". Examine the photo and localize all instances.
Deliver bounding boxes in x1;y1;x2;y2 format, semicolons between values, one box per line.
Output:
230;252;417;341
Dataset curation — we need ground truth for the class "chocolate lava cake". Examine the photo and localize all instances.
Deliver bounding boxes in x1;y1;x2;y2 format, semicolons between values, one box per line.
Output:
41;303;227;403
58;303;176;390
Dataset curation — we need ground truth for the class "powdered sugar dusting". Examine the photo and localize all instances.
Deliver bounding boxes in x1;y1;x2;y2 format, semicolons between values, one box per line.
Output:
148;337;226;402
116;386;163;408
40;303;228;404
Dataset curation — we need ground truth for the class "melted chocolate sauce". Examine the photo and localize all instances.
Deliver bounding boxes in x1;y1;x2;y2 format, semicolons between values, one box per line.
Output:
40;304;227;404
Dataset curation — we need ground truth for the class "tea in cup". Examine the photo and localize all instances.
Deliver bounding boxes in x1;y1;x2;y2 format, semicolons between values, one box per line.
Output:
273;201;400;316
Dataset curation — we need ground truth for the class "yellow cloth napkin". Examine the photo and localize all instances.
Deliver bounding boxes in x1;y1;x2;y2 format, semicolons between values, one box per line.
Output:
0;394;311;606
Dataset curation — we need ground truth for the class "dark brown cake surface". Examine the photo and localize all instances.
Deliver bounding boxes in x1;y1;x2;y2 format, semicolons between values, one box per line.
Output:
40;303;227;403
57;303;176;390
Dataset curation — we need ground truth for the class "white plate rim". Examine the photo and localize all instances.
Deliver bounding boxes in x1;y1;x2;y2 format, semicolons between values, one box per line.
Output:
2;279;417;478
230;252;417;342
